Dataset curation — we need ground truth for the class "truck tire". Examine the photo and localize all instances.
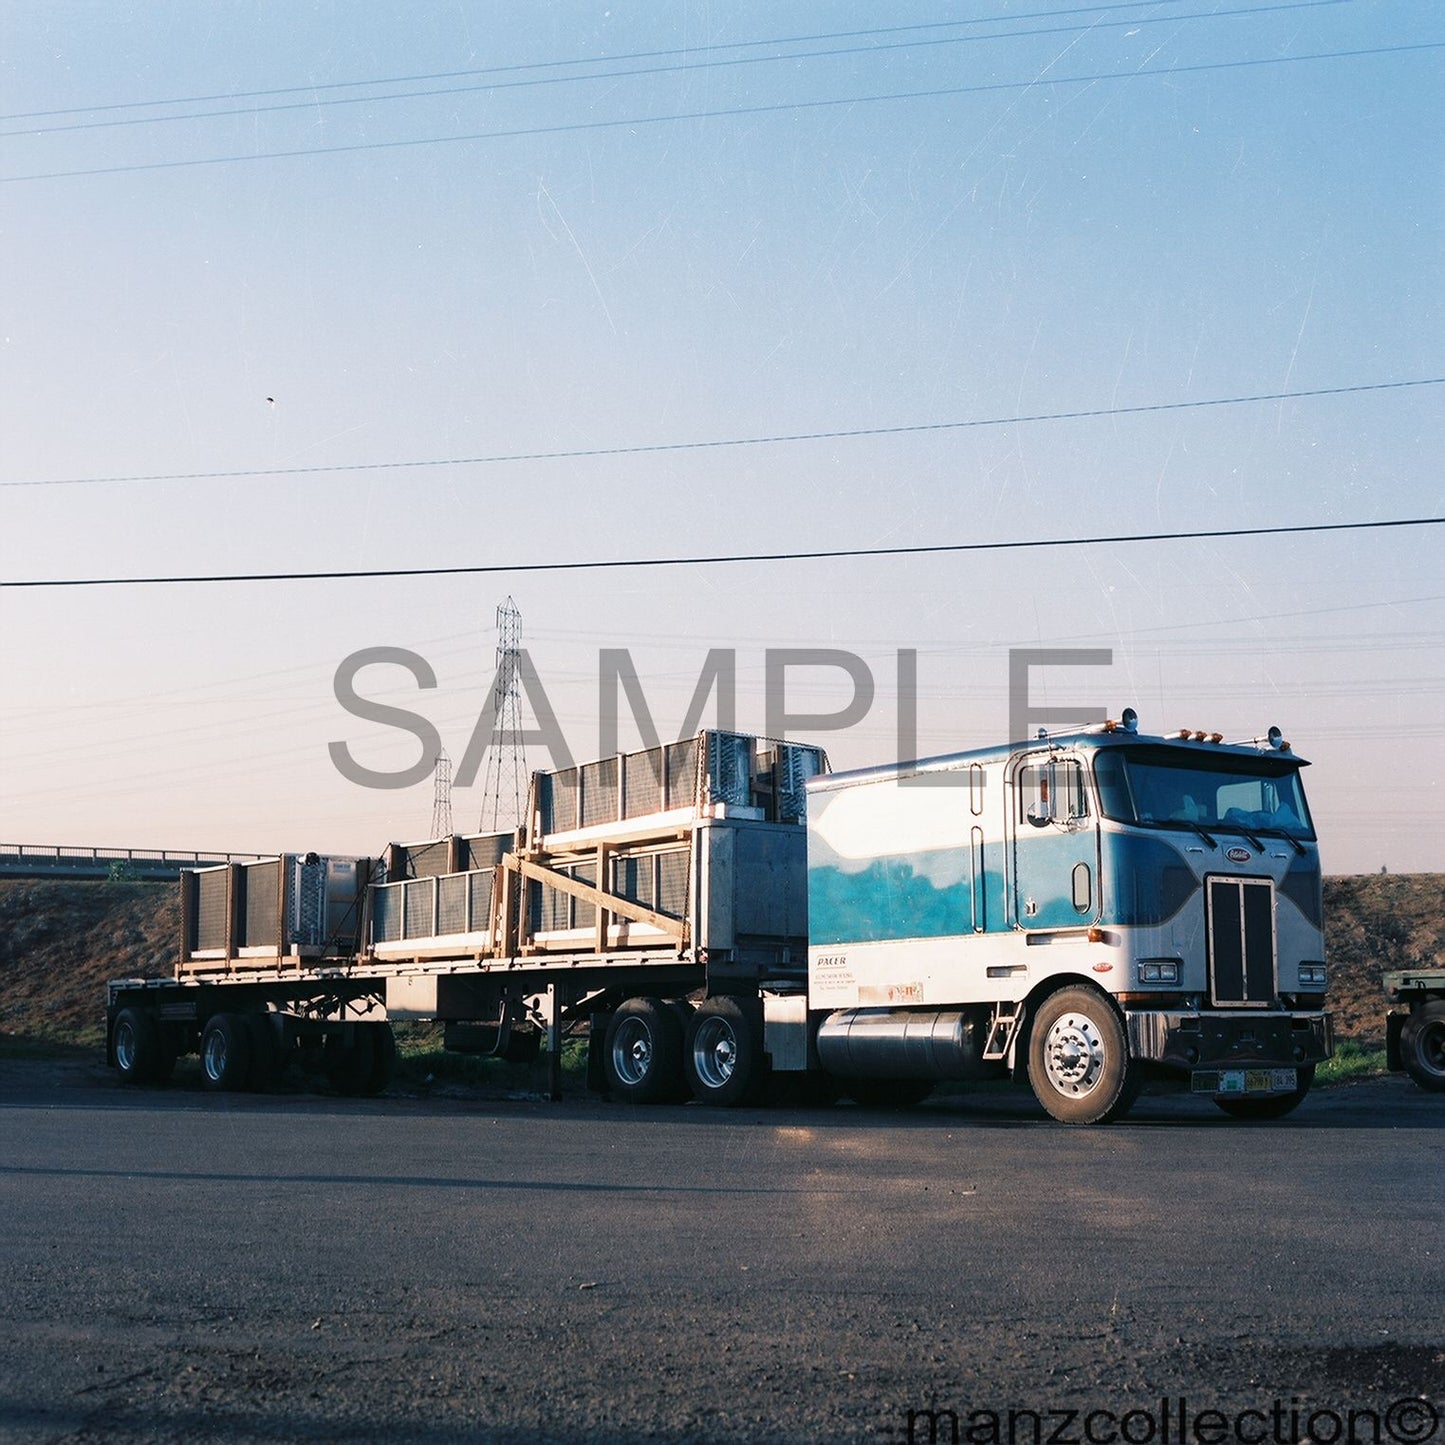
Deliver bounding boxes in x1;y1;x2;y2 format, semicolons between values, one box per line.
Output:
604;997;685;1104
1400;1002;1445;1093
843;1077;934;1109
1026;986;1139;1125
1214;1065;1315;1119
200;1013;252;1092
684;996;763;1107
365;1022;398;1095
112;1006;176;1085
324;1026;376;1096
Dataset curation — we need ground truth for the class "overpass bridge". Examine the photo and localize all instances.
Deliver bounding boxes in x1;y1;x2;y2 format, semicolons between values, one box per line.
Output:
0;845;269;883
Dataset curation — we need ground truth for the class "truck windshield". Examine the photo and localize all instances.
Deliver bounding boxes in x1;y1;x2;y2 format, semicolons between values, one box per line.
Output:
1092;745;1314;841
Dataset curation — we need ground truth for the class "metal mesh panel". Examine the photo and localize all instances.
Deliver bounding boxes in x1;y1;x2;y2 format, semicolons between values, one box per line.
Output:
403;840;452;879
538;876;570;931
571;861;595;931
777;744;825;822
581;755;619;828
657;848;689;920
543;769;578;835
468;870;496;932
438;873;468;934
615;854;656;910
244;860;280;946
196;869;229;951
622;747;664;818
372;885;402;943
402;878;435;940
707;732;752;807
290;859;326;946
665;739;700;810
462;833;510;870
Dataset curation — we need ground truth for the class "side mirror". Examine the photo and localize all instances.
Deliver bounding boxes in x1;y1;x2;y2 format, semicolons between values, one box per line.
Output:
1026;800;1053;828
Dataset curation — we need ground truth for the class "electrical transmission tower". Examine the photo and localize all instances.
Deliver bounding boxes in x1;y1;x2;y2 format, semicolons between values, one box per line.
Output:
429;747;453;837
480;596;528;833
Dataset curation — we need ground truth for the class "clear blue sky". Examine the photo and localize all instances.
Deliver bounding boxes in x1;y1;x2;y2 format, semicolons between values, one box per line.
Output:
2;1;1441;872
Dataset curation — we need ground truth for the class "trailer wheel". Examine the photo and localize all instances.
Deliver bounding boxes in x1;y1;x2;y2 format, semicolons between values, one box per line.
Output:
843;1077;934;1109
1027;986;1139;1124
1400;1003;1445;1093
324;1026;376;1096
604;998;685;1104
365;1022;398;1095
200;1013;253;1092
112;1006;175;1085
1214;1065;1316;1120
684;996;762;1107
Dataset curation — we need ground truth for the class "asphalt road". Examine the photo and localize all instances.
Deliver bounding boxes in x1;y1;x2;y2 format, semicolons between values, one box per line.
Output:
1;1059;1441;1445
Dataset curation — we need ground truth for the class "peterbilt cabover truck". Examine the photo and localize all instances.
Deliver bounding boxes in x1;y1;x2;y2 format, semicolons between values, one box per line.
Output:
107;713;1332;1124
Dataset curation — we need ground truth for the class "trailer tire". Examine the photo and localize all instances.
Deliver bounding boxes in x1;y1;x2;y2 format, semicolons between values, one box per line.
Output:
843;1077;934;1110
1400;1003;1445;1093
1214;1065;1315;1120
324;1026;376;1096
1027;986;1139;1125
112;1006;175;1085
684;996;763;1107
365;1022;397;1095
244;1013;280;1092
604;998;685;1104
200;1013;253;1092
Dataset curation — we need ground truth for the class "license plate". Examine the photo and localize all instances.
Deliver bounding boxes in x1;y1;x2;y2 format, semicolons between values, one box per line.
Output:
1192;1068;1297;1095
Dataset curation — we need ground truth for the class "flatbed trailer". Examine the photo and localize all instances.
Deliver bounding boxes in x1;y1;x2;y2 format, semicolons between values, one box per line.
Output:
1384;968;1445;1092
107;714;1333;1123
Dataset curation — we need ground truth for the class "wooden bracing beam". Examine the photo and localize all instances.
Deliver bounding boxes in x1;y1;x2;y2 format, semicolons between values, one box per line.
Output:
502;852;686;942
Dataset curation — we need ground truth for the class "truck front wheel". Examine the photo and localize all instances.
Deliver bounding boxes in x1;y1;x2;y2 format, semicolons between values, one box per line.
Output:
1401;1003;1445;1093
684;997;762;1107
1027;987;1139;1125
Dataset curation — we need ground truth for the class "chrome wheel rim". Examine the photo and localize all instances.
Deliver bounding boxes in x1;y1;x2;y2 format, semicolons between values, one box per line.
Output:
692;1016;738;1090
611;1016;655;1087
114;1020;137;1073
203;1029;228;1084
1043;1012;1107;1097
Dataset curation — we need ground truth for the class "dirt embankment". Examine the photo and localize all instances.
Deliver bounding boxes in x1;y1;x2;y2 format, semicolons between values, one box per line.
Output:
0;874;1440;1051
0;879;178;1048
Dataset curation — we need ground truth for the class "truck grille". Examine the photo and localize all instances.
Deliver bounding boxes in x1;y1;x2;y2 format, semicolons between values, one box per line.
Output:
1206;876;1276;1007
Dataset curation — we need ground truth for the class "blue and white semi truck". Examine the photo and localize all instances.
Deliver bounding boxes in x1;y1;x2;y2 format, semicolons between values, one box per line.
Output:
805;709;1331;1122
106;714;1331;1124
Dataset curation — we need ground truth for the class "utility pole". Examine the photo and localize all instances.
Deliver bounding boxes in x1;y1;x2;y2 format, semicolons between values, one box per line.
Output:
480;596;528;833
429;747;453;837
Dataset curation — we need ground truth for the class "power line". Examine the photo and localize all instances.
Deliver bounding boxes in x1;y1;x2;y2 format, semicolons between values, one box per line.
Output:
6;377;1438;490
6;40;1436;185
4;517;1442;591
2;2;1344;139
0;0;1271;123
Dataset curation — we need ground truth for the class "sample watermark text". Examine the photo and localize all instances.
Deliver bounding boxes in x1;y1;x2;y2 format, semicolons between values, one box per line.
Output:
329;644;1114;789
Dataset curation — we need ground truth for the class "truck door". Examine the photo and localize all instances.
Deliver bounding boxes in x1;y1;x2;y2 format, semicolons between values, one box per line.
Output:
1008;749;1100;929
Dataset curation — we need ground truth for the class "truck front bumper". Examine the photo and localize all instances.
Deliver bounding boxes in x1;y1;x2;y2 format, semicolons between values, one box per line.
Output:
1125;1008;1333;1074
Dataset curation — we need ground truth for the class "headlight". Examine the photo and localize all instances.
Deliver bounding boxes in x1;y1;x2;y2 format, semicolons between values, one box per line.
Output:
1298;963;1327;989
1139;959;1181;985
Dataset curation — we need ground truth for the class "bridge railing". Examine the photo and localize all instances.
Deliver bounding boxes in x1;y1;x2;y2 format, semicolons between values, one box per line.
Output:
0;845;272;878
